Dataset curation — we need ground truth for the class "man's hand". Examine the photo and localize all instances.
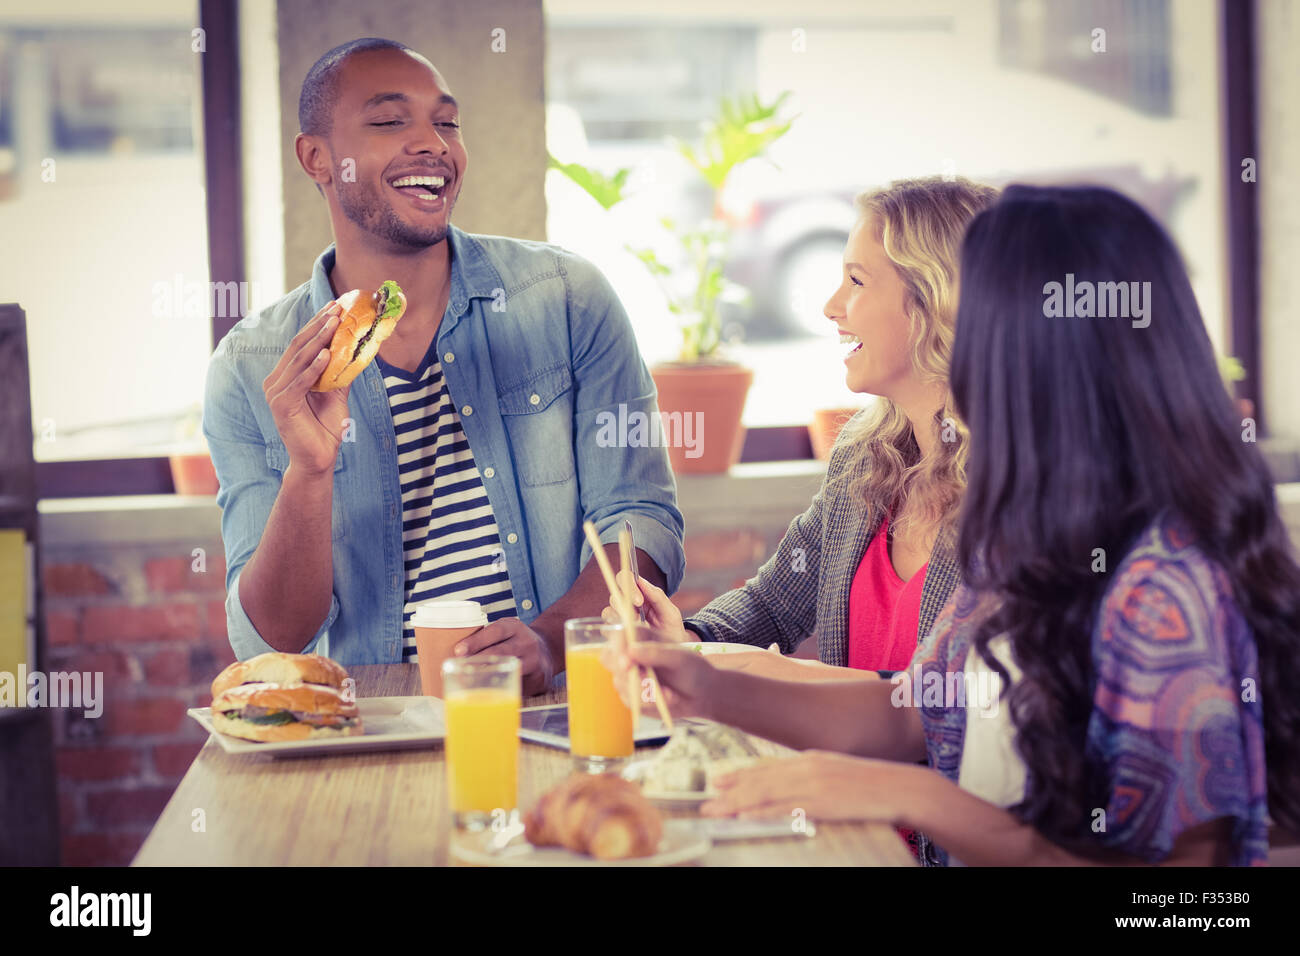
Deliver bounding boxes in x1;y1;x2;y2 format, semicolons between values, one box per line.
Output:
264;299;350;477
454;617;555;696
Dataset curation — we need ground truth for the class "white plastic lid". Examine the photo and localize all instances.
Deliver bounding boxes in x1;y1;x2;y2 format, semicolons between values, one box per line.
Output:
410;599;488;629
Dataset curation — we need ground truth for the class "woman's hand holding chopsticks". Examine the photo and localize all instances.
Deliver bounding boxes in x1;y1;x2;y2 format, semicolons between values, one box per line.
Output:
599;572;690;643
600;628;717;720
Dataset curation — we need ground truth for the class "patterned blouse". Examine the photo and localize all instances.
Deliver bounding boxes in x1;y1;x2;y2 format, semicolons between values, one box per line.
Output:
907;520;1270;866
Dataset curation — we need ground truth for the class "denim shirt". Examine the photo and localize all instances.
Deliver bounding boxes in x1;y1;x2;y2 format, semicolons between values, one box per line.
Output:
202;227;685;666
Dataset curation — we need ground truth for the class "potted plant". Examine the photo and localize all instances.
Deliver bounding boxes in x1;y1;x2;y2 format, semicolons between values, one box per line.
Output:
170;402;219;495
808;405;864;461
551;92;795;474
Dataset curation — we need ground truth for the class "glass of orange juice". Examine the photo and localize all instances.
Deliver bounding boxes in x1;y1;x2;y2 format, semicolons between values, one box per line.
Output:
565;618;634;773
442;656;520;831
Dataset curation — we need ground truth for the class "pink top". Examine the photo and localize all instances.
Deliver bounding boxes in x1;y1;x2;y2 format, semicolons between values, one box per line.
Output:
847;515;929;671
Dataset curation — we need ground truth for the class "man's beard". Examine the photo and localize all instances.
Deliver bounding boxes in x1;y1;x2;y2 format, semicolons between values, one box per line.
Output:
336;176;453;248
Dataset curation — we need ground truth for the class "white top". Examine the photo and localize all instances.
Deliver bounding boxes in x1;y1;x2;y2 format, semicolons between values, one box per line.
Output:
951;634;1027;866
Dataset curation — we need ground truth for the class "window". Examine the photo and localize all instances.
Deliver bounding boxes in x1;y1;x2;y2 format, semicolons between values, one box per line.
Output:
544;0;1226;432
1;4;212;464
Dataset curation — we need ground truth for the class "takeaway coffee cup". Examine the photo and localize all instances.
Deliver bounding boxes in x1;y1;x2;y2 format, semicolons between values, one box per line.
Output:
411;600;489;698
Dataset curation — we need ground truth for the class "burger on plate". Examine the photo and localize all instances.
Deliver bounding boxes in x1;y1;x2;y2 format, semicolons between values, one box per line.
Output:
210;652;363;742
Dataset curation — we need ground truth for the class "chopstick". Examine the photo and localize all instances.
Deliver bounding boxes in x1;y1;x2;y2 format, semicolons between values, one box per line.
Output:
581;521;673;731
617;528;672;730
618;531;642;734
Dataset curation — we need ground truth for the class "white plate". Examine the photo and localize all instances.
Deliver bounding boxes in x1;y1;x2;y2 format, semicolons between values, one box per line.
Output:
450;820;710;867
620;757;718;806
189;695;445;758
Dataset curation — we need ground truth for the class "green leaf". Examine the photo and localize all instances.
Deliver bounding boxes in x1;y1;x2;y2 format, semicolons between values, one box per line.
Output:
377;280;405;319
676;91;795;191
627;245;672;277
547;154;632;210
1218;354;1246;384
231;711;297;725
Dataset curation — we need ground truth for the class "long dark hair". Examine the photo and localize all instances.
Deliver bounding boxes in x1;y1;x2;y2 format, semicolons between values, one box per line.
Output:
949;184;1300;843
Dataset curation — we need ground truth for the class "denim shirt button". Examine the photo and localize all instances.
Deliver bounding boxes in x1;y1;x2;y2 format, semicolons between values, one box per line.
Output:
529;393;540;405
483;467;495;478
521;599;533;610
462;405;473;416
444;352;455;363
506;532;518;544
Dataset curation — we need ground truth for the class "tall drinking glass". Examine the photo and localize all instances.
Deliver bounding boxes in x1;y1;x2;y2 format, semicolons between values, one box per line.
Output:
442;655;520;831
565;618;634;773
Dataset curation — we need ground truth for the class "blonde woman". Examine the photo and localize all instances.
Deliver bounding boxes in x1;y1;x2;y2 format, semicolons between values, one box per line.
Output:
615;177;997;684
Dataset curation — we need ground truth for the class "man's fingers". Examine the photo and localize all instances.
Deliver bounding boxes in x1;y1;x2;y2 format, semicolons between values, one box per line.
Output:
454;620;514;657
265;304;342;397
275;347;333;406
289;300;343;351
471;634;534;667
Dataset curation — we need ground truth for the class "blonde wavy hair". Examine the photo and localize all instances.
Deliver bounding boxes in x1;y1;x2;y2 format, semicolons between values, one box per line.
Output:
831;176;999;546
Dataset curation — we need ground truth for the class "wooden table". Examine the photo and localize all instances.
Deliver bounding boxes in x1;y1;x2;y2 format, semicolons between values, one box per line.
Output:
133;664;914;866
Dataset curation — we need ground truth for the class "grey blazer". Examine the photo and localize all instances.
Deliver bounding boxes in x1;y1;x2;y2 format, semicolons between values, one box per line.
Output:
685;432;961;663
684;430;961;866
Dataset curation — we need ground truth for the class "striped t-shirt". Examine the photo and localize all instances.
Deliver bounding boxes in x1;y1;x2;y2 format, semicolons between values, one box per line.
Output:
375;349;516;661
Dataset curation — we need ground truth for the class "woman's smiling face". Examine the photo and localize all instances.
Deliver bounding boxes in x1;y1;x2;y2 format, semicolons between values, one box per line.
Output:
823;215;916;398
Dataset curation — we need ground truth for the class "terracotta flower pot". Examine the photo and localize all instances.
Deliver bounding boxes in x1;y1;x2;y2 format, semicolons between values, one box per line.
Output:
808;407;861;461
650;361;753;474
170;452;219;495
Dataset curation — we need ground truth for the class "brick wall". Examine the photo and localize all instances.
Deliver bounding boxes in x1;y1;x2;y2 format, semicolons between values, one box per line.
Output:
672;529;769;616
670;526;819;660
41;540;234;866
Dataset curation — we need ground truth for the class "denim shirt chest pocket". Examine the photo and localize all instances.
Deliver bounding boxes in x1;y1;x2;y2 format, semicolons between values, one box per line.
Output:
263;441;348;540
496;364;576;487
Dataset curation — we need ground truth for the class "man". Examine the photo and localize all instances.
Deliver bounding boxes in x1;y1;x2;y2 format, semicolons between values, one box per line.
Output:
202;38;683;694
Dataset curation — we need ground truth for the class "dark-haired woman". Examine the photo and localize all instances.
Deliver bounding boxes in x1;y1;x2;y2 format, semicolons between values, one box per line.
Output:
607;184;1296;865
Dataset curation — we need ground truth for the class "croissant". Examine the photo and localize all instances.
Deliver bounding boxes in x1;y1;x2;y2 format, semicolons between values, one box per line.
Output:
524;774;663;860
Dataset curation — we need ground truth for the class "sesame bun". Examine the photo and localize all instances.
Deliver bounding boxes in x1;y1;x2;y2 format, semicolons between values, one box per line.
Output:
210;652;350;699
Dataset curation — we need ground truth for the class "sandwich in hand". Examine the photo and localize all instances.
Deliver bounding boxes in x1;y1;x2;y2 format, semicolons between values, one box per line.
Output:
209;652;363;742
311;279;408;391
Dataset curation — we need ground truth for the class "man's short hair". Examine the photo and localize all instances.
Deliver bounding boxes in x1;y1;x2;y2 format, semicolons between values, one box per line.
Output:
298;37;417;138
